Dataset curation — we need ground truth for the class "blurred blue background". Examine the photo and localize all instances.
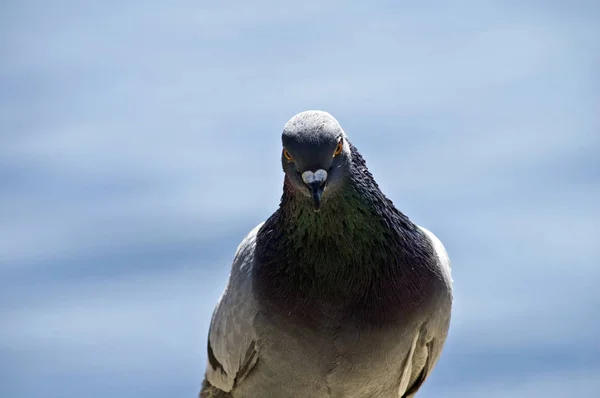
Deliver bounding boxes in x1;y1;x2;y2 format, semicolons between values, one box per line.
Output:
1;1;599;397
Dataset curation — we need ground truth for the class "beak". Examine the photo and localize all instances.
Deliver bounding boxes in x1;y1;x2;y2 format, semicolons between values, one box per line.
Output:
309;181;325;211
301;169;328;212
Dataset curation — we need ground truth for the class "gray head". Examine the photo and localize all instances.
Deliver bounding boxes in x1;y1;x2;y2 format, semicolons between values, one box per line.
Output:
281;110;351;211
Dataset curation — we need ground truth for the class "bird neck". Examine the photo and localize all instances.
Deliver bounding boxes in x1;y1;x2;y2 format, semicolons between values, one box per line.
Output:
262;145;420;278
281;145;415;245
254;146;436;320
279;176;388;247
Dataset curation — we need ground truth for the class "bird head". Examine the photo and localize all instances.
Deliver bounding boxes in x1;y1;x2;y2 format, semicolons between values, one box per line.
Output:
281;110;351;212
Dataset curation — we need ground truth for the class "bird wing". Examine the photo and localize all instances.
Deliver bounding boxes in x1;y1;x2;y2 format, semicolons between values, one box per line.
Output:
204;223;264;392
401;226;453;398
401;336;440;398
418;225;453;291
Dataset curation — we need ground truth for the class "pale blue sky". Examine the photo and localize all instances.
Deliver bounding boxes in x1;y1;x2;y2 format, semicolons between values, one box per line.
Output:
1;1;599;397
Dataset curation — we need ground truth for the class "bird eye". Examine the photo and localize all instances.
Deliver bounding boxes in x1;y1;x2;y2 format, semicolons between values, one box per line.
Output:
283;148;293;161
333;140;343;157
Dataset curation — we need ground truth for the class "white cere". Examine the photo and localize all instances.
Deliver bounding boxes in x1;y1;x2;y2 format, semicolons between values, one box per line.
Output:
302;169;328;185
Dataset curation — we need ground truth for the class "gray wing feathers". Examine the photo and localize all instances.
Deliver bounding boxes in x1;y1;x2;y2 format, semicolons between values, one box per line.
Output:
397;330;421;394
205;223;263;392
399;226;453;397
418;225;453;289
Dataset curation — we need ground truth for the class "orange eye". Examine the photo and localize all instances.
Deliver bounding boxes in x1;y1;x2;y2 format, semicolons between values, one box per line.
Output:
283;148;293;161
333;140;343;157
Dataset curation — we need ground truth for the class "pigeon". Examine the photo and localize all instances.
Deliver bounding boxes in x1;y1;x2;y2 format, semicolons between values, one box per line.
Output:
199;110;453;398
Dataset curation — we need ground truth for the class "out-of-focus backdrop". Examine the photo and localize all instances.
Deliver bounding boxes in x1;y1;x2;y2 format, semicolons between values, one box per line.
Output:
1;1;599;397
